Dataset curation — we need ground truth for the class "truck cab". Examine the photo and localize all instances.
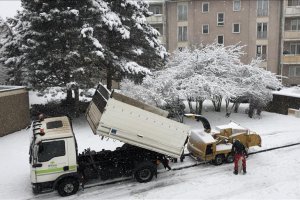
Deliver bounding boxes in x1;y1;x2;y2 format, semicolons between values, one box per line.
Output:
29;116;79;196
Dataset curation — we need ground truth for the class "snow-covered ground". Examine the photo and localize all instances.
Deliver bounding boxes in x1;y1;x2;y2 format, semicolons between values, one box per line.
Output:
0;101;300;199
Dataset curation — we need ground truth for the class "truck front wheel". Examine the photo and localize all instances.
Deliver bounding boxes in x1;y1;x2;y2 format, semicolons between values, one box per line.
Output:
57;178;79;197
134;162;156;183
213;154;224;165
226;153;234;163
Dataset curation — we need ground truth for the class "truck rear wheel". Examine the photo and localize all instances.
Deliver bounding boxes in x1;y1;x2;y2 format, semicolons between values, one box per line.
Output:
134;162;156;183
213;154;224;165
57;178;79;197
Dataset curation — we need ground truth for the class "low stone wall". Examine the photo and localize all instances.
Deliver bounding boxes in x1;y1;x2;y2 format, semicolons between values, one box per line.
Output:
267;94;300;115
0;87;30;137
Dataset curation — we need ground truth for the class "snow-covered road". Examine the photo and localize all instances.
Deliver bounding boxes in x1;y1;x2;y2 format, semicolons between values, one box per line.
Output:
0;109;300;200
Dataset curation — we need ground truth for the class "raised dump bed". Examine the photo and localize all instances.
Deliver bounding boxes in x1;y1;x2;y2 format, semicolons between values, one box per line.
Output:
86;84;190;158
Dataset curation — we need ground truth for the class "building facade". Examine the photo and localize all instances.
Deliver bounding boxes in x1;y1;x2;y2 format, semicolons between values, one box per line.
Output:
147;0;167;46
281;0;300;85
147;0;300;86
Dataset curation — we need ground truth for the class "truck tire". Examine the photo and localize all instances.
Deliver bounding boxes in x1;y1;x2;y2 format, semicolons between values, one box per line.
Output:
213;154;224;165
57;178;79;197
134;162;156;183
226;153;234;163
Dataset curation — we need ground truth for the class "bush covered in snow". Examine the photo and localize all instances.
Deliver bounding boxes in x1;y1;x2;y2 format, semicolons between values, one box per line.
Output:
121;42;282;118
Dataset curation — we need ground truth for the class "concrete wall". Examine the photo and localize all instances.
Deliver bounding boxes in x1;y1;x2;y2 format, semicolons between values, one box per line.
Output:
0;88;30;137
267;94;300;115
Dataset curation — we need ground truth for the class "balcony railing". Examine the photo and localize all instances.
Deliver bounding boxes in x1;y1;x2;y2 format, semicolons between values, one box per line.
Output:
285;7;300;17
158;36;166;44
283;31;300;40
282;55;300;64
147;14;163;24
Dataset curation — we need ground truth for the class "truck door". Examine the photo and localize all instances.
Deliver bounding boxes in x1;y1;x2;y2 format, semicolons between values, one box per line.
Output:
34;140;70;183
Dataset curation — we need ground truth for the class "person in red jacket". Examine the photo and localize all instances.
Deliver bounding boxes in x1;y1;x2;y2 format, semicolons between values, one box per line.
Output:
231;139;247;175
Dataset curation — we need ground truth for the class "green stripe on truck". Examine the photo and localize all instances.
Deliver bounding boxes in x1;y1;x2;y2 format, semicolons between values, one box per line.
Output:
36;165;77;175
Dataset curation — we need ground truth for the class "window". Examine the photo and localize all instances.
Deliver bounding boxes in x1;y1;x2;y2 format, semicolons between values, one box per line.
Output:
218;35;224;45
46;121;63;129
257;0;269;17
291;19;300;31
217;13;224;26
289;66;300;77
178;26;188;41
257;23;268;39
38;140;66;162
153;26;162;35
288;0;300;6
256;45;267;60
233;0;241;11
202;24;209;34
290;43;300;54
233;23;240;33
202;2;209;12
178;47;184;51
149;6;162;15
178;4;188;21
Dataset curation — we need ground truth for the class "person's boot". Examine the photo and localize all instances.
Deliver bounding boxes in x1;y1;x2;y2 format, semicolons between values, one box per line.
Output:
234;170;238;175
243;169;247;174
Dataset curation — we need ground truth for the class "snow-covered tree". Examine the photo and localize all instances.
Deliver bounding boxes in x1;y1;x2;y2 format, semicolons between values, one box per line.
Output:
0;12;30;85
82;0;167;90
121;42;282;118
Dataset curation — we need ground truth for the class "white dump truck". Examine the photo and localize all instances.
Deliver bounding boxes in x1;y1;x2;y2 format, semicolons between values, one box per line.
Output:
29;84;261;196
29;84;190;196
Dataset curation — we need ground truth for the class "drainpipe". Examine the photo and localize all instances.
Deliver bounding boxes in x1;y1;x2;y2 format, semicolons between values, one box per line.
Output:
279;0;285;84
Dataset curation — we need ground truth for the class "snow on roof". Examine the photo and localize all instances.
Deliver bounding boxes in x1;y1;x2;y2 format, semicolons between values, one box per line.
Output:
190;129;216;144
273;87;300;98
0;85;26;93
215;122;246;131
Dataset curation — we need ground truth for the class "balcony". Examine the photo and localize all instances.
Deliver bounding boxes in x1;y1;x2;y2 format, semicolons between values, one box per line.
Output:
147;14;163;24
158;36;166;45
285;7;300;17
283;31;300;40
282;55;300;64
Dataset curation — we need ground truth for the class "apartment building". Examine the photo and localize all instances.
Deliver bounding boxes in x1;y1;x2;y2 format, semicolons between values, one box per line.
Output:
281;0;300;85
165;0;281;75
147;0;167;46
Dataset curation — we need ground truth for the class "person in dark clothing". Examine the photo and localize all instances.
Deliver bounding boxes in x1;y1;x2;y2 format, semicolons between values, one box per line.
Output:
231;139;247;175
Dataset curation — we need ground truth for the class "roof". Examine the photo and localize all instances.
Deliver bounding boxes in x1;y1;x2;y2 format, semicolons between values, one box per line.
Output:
215;122;246;131
0;85;27;92
190;129;216;144
273;87;300;99
35;116;73;141
0;85;27;98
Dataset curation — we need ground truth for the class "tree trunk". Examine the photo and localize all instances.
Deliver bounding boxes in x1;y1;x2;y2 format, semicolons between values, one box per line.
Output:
234;102;240;113
187;97;194;113
212;96;222;112
66;89;73;105
106;67;113;91
225;99;230;113
195;99;203;115
74;86;80;117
